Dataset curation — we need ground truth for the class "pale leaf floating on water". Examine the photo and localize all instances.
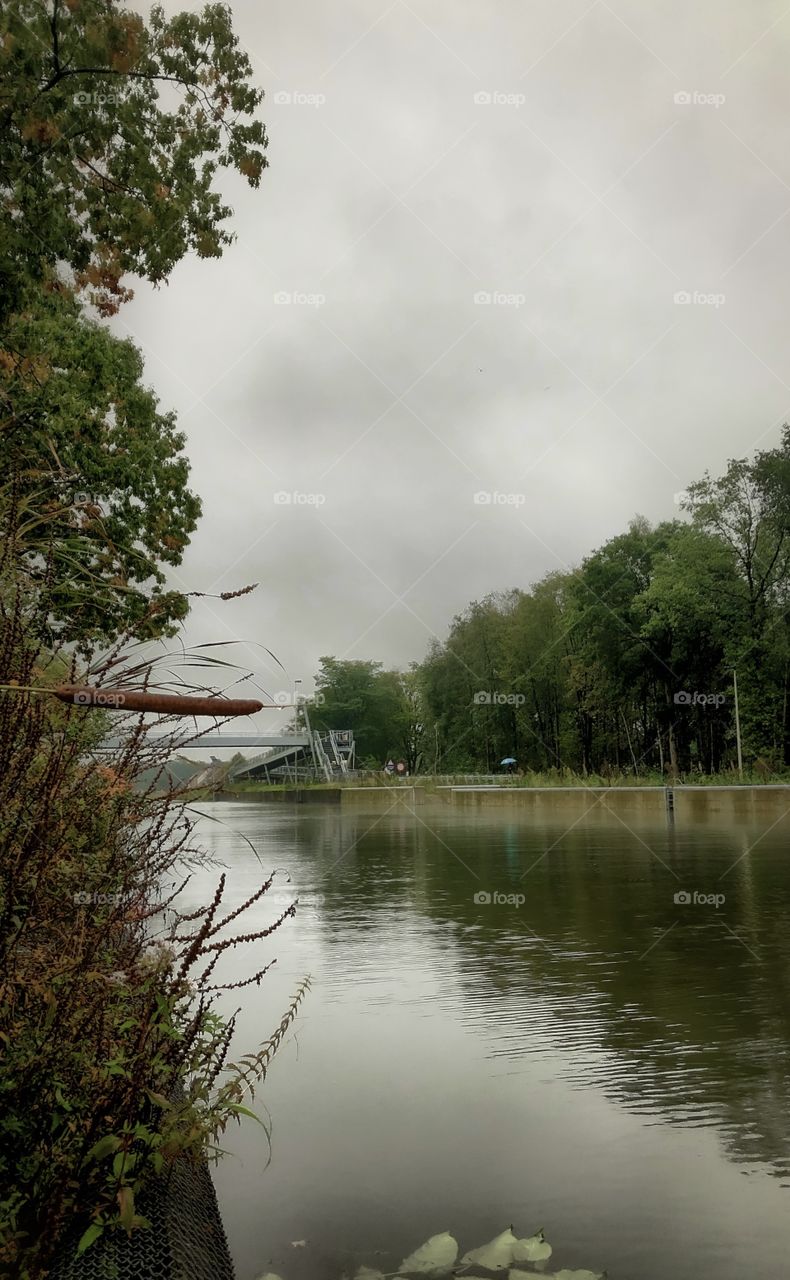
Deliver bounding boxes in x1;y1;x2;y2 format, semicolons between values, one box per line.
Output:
354;1267;387;1280
398;1231;459;1275
253;1273;285;1280
459;1228;520;1271
511;1229;552;1264
290;1240;308;1248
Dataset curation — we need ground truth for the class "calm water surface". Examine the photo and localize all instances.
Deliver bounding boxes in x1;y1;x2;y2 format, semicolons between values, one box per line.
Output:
177;799;790;1280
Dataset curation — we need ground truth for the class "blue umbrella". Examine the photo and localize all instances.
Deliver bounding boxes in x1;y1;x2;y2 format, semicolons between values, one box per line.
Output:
500;757;517;765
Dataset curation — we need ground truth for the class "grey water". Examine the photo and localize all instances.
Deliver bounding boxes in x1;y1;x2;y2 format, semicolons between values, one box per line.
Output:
178;799;790;1280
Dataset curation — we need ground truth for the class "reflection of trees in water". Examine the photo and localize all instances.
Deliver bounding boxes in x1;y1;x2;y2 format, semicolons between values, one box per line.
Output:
296;808;790;1181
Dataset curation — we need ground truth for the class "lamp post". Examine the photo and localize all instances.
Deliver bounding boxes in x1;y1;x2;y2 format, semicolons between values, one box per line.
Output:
733;669;743;780
293;679;302;784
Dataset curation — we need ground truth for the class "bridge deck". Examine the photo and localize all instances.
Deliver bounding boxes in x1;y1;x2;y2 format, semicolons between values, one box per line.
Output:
99;734;311;750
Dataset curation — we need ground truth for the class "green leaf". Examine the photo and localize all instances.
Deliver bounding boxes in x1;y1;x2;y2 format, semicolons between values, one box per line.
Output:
227;1103;265;1126
77;1223;104;1254
84;1135;121;1164
144;1089;171;1110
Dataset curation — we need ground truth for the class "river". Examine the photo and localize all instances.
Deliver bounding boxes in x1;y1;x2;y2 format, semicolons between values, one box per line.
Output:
177;797;790;1280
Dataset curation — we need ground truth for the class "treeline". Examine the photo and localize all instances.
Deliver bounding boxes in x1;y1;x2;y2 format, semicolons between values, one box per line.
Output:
310;433;790;776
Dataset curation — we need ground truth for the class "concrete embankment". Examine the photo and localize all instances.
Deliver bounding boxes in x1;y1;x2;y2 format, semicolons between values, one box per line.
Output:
221;783;790;821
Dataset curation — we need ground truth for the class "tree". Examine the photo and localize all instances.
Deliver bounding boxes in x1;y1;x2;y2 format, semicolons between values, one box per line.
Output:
634;526;741;773
1;0;267;317
308;658;419;766
419;593;517;772
683;431;790;761
2;288;201;644
568;517;680;774
1;0;268;642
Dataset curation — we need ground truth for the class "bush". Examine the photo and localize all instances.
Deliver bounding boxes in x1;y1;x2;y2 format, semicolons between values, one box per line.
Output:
0;498;307;1276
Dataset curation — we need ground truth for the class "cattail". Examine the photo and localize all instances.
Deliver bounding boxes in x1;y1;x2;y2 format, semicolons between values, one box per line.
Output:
53;685;264;716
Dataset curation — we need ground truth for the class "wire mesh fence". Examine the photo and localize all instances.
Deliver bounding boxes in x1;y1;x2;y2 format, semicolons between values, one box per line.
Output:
49;1157;235;1280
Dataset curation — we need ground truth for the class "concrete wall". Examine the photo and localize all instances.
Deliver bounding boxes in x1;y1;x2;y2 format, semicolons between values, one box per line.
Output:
221;783;790;820
438;785;668;816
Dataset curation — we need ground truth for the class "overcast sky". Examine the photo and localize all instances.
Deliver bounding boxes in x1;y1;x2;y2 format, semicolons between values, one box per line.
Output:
113;0;790;735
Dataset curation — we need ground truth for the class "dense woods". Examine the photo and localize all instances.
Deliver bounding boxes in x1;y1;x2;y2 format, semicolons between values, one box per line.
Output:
310;431;790;777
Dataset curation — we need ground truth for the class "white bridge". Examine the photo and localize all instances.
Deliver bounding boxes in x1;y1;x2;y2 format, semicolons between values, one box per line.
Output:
100;711;355;783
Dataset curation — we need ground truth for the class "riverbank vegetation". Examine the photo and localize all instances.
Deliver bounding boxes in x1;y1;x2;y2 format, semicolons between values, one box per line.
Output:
308;434;790;779
0;496;308;1276
0;3;304;1275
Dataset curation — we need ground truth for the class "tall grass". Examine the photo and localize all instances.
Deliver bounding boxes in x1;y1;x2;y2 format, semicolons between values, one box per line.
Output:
0;491;307;1276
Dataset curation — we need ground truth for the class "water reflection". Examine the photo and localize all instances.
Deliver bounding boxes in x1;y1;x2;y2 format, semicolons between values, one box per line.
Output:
306;807;790;1178
184;801;790;1280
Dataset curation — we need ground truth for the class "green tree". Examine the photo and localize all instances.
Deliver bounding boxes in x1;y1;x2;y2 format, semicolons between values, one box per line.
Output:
419;594;517;772
2;288;201;644
568;517;680;774
309;658;416;765
1;0;268;642
684;430;790;762
1;0;267;317
634;525;741;773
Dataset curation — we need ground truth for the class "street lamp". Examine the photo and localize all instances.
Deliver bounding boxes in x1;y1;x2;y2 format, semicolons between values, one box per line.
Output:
293;679;302;784
733;669;743;780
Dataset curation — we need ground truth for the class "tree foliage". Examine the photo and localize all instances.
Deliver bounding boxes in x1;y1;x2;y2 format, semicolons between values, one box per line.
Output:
2;286;202;643
340;434;790;778
1;0;267;316
1;0;269;642
308;657;424;770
